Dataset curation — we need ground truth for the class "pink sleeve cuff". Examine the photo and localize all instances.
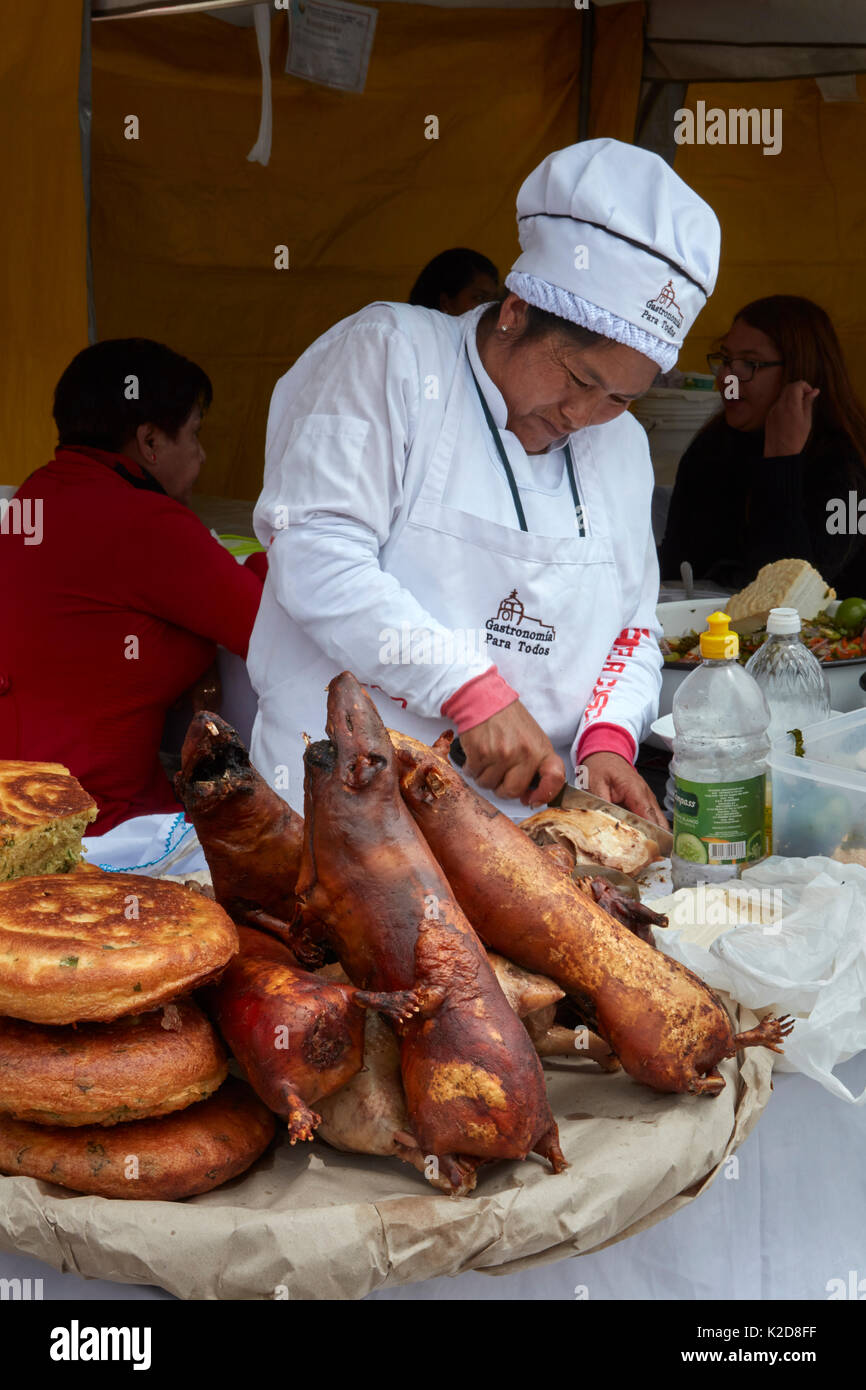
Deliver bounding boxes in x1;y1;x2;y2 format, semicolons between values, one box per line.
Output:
440;666;519;734
576;723;636;767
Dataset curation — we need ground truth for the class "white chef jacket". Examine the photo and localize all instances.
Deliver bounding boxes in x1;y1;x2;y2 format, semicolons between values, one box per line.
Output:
248;301;662;808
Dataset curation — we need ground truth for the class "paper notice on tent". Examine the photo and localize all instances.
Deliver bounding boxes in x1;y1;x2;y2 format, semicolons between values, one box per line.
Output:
286;0;378;95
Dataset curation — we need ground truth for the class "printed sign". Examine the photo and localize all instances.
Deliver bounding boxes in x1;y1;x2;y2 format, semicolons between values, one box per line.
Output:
286;0;378;94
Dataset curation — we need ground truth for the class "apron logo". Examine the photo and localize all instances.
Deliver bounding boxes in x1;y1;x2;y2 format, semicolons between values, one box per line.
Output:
485;590;555;656
641;280;684;340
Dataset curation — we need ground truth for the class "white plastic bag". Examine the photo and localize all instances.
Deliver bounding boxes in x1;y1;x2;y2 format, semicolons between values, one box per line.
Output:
650;855;866;1103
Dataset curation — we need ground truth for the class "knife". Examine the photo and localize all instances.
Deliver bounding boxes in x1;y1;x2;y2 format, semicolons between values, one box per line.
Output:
449;735;673;859
555;782;673;859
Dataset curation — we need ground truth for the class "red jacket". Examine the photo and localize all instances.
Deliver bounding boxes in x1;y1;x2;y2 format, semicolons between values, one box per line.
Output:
0;447;265;833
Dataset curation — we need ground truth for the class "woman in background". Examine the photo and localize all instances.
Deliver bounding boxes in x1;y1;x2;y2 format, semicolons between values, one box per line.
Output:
409;247;500;315
660;295;866;594
0;338;265;833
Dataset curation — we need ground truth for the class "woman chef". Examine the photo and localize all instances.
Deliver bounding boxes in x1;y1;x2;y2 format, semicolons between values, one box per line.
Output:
248;139;720;823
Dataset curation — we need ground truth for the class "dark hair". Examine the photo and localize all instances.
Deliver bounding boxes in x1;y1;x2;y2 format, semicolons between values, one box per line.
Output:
478;300;612;354
515;303;610;351
733;296;866;469
409;248;499;309
53;338;213;452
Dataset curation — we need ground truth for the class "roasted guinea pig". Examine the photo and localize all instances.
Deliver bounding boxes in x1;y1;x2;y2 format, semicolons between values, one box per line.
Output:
175;712;315;956
315;951;613;1192
314;1001;479;1196
294;673;566;1193
207;925;419;1142
389;729;793;1097
576;877;670;948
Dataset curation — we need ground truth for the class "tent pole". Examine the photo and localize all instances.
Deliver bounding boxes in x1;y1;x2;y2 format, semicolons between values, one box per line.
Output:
79;0;96;343
578;2;595;142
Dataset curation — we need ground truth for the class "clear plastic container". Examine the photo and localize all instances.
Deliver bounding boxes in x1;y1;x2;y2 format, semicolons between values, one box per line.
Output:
671;612;771;888
745;607;831;747
769;707;866;858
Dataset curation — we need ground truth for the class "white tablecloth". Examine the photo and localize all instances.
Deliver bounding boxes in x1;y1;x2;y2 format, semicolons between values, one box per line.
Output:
1;1053;863;1301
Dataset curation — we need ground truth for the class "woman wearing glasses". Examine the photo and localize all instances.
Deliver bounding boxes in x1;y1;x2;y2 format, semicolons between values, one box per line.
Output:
660;295;866;593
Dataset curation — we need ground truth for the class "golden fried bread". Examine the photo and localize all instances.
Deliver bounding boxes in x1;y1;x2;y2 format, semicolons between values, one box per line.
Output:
0;872;238;1024
0;1077;275;1200
0;761;97;880
0;1000;227;1126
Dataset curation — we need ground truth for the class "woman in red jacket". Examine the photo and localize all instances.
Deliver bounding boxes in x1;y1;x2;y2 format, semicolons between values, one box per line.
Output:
0;338;265;833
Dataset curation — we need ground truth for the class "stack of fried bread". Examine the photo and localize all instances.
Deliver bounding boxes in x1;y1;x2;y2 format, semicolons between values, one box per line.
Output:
0;850;274;1200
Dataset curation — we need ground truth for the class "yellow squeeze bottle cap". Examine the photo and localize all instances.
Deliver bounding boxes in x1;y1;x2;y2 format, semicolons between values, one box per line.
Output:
700;611;739;660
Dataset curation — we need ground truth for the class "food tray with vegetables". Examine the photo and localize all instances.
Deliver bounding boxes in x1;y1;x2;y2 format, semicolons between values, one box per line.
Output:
662;599;866;667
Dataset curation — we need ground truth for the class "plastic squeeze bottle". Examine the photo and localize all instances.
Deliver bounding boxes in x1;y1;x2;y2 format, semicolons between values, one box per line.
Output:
671;611;771;888
744;607;831;745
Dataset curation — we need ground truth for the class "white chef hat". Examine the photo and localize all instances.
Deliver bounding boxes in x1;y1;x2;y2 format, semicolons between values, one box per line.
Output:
505;138;721;372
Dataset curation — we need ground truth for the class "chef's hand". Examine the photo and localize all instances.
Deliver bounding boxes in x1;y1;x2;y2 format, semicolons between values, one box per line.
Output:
580;751;668;830
460;701;566;807
763;381;820;457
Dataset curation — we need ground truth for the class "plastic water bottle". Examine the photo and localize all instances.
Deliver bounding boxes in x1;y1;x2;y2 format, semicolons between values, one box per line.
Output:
671;611;771;888
744;607;831;745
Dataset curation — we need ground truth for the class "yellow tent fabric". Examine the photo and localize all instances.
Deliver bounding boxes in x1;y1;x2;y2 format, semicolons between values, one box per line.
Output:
590;1;645;143
89;7;596;499
1;0;89;487
675;75;866;397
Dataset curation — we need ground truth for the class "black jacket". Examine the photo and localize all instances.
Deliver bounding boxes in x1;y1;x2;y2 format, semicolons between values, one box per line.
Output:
659;419;866;596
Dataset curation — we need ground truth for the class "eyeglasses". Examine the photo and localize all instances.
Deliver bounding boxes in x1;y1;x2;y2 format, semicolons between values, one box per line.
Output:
706;353;784;383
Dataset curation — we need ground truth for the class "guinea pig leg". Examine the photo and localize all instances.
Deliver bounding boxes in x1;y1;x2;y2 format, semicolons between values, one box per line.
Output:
240;907;296;946
531;1021;621;1071
533;1123;568;1173
353;988;422;1025
724;1014;795;1057
688;1069;726;1097
240;907;328;968
283;1087;322;1144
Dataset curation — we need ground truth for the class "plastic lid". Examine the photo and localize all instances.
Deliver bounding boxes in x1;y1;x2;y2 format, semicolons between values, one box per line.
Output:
699;610;739;660
766;606;801;634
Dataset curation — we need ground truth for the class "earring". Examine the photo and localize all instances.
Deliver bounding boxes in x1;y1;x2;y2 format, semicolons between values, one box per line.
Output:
150;452;156;462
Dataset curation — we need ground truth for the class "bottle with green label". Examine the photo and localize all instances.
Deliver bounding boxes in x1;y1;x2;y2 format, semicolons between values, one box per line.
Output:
671;611;771;889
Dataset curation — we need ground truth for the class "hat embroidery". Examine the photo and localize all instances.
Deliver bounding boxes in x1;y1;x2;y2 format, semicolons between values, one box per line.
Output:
643;280;684;339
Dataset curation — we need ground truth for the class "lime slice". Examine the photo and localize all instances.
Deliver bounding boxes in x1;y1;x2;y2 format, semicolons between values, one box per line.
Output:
675;832;708;864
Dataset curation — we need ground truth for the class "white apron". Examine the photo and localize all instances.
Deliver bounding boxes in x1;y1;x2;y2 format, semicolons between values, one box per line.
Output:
251;311;624;819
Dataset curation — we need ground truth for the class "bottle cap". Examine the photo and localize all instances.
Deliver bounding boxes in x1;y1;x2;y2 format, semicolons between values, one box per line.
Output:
766;606;801;634
699;610;739;660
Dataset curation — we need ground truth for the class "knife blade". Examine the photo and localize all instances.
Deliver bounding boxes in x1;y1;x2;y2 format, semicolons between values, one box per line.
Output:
556;783;673;858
